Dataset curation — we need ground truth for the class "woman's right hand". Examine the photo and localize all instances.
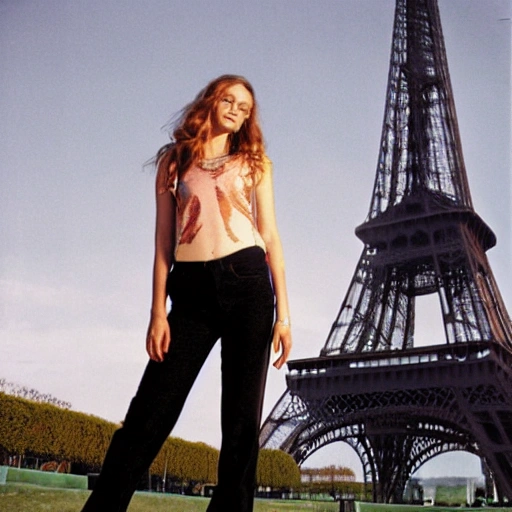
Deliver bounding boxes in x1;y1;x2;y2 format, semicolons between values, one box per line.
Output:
146;313;171;362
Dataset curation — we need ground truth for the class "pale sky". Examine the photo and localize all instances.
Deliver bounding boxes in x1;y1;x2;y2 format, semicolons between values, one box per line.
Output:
1;0;510;480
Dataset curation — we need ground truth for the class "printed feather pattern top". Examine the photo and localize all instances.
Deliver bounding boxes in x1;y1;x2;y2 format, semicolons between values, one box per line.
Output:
158;155;266;262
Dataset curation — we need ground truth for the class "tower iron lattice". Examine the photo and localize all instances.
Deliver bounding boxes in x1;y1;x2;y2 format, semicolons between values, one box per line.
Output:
260;0;512;503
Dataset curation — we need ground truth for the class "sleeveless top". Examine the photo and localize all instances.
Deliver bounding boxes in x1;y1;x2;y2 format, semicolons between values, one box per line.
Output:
158;154;266;262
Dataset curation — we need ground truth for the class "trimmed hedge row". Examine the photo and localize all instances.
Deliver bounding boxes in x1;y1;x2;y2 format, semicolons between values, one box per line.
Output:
257;447;301;488
150;437;219;483
0;392;115;468
0;392;300;488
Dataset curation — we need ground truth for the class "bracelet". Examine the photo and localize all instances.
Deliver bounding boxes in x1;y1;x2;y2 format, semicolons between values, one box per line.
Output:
277;317;290;327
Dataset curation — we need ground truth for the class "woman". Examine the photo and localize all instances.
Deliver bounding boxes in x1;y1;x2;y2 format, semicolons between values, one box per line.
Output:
81;75;292;512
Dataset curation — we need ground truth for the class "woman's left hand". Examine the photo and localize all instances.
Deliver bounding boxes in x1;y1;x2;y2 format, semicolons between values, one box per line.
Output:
272;323;292;370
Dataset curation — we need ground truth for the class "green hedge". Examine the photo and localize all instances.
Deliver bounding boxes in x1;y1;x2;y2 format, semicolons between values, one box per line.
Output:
150;437;219;483
257;448;301;488
0;392;116;468
0;393;299;489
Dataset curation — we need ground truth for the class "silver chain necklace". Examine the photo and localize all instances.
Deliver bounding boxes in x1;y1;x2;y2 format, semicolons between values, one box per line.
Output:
198;154;232;171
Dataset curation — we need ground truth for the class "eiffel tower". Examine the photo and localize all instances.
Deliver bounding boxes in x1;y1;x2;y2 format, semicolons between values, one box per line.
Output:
260;0;512;504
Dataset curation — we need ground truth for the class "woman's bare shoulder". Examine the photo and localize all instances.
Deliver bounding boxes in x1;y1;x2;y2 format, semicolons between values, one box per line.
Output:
156;150;177;195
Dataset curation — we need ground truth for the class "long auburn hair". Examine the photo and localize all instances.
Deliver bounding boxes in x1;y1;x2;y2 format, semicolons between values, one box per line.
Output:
156;75;267;190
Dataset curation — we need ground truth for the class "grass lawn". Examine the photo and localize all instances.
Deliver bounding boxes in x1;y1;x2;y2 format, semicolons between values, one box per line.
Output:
5;483;510;512
357;505;511;512
0;483;340;512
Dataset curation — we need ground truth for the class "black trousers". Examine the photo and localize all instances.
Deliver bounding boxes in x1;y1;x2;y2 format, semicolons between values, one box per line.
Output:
81;246;274;512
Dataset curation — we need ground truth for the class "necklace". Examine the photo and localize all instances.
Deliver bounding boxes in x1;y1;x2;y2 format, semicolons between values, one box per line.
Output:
198;154;232;171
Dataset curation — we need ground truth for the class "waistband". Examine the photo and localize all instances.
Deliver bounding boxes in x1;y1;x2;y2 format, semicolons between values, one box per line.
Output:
173;246;266;269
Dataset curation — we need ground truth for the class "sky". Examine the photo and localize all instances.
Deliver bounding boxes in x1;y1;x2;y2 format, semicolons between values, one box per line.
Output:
1;0;510;481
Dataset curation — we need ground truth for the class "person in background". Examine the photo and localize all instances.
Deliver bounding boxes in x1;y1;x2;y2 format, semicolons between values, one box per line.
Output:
81;74;292;512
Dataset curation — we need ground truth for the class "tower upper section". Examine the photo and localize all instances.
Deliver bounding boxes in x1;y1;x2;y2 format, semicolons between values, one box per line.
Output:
367;0;473;220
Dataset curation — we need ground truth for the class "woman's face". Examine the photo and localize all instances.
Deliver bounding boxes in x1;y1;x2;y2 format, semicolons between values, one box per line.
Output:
212;83;253;135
